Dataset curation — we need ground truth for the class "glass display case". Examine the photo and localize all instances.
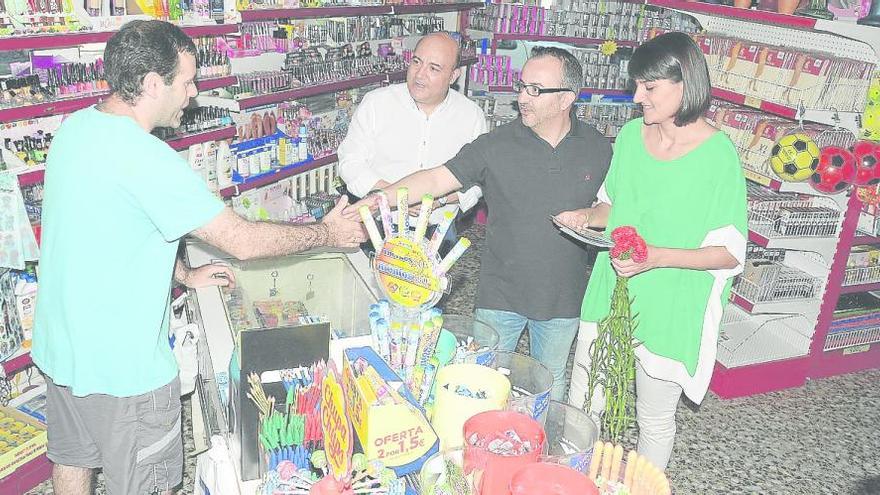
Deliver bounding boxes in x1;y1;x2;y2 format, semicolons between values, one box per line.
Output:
184;241;380;482
219;252;378;341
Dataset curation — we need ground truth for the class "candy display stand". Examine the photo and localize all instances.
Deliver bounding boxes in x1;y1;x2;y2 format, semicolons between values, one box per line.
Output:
462;410;545;495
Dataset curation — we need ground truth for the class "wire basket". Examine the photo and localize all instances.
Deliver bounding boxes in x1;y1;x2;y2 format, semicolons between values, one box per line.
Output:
825;325;880;351
748;194;842;239
842;265;880;286
732;126;855;180
733;261;822;303
710;70;869;114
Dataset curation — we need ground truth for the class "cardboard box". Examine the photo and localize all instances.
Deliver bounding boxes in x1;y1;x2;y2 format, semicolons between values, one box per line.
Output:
342;347;438;477
0;406;47;480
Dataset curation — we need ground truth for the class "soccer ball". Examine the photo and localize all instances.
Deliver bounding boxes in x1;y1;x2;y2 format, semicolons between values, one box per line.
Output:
769;133;820;182
850;140;880;186
810;146;856;194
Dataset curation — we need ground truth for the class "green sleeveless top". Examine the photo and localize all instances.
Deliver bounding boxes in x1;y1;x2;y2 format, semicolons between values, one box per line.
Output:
580;118;748;376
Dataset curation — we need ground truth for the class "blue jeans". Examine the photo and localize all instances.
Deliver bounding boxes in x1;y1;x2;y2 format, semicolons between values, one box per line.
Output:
475;308;579;401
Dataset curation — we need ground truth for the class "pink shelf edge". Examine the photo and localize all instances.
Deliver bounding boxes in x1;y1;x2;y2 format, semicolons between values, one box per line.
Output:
810;343;880;379
17;169;46;187
711;87;797;119
839;281;880;294
647;0;818;29
219;153;338;198
236;74;384;109
166;126;237;151
709;357;810;399
0;23;236;50
239;2;482;21
852;234;880;246
0;93;107;122
492;33;639;47
196;76;238;92
0;454;52;493
1;352;33;376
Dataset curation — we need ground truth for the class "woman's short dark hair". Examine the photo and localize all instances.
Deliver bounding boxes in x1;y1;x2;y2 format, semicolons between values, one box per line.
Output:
104;20;197;104
629;31;711;126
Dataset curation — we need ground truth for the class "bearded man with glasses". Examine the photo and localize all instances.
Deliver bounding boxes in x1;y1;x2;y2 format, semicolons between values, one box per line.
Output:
352;46;612;401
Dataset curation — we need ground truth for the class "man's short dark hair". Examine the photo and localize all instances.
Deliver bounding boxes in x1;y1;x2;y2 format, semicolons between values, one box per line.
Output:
104;20;197;104
529;46;583;93
628;31;711;126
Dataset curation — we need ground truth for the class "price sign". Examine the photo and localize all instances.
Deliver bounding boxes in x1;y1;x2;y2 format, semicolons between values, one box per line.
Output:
321;364;353;481
373;425;428;460
374;236;441;308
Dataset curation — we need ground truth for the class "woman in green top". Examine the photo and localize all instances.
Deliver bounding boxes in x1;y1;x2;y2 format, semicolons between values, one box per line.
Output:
558;32;748;471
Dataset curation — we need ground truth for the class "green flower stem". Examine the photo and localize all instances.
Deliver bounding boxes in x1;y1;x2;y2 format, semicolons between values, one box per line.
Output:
584;251;639;444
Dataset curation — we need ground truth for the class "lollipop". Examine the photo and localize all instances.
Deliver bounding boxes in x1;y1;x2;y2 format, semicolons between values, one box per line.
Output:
311;450;328;477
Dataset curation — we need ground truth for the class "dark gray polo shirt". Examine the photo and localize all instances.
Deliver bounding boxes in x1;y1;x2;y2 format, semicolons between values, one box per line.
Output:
446;113;612;320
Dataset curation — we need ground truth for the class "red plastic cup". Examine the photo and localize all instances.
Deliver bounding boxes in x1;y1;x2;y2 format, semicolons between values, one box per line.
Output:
463;410;546;495
509;462;599;495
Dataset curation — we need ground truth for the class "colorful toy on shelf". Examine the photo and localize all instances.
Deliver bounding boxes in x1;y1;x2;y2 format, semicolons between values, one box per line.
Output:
850;140;880;186
811;146;857;193
862;103;880;141
769;132;821;182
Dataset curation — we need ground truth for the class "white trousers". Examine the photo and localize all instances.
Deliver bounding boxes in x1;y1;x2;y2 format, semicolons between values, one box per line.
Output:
568;321;683;471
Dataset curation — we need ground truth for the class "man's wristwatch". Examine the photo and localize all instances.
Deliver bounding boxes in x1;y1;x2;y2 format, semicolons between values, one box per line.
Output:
437;196;448;206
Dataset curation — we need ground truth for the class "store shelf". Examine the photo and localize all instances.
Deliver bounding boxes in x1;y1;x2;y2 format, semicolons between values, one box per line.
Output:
646;0;817;28
748;229;839;261
0;92;108;122
235;55;477;109
810;342;880;379
490;33;639;47
839;281;880;295
235;74;385;109
730;292;818;314
219;153;338;198
238;2;483;21
487;86;631;97
0;24;238;51
166;126;237;151
710;87;862;133
709;355;810;399
1;350;33;377
852;234;880;246
196;76;238;92
0;454;52;494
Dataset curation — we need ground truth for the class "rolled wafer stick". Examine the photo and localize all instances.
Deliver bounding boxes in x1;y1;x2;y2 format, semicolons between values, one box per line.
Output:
600;441;614;484
588;441;604;481
623;450;637;488
609;444;624;483
376;192;394;238
632;456;647;495
359;206;384;252
396;187;409;238
412;194;433;241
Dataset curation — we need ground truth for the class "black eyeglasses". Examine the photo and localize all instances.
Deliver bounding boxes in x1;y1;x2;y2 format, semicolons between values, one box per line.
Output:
513;80;576;97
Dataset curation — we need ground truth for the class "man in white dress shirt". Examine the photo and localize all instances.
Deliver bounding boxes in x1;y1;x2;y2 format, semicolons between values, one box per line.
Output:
337;31;487;224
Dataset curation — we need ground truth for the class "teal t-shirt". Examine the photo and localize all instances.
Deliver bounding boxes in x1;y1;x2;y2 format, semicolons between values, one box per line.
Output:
580;118;747;376
32;107;225;397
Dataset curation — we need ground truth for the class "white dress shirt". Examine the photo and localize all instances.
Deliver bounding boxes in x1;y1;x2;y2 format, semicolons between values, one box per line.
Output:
337;83;488;219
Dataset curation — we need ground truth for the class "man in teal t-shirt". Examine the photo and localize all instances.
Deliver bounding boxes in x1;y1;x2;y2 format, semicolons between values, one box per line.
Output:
32;20;366;495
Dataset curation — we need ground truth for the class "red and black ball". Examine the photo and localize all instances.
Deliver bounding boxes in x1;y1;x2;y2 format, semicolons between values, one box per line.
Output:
811;146;856;194
850;140;880;186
